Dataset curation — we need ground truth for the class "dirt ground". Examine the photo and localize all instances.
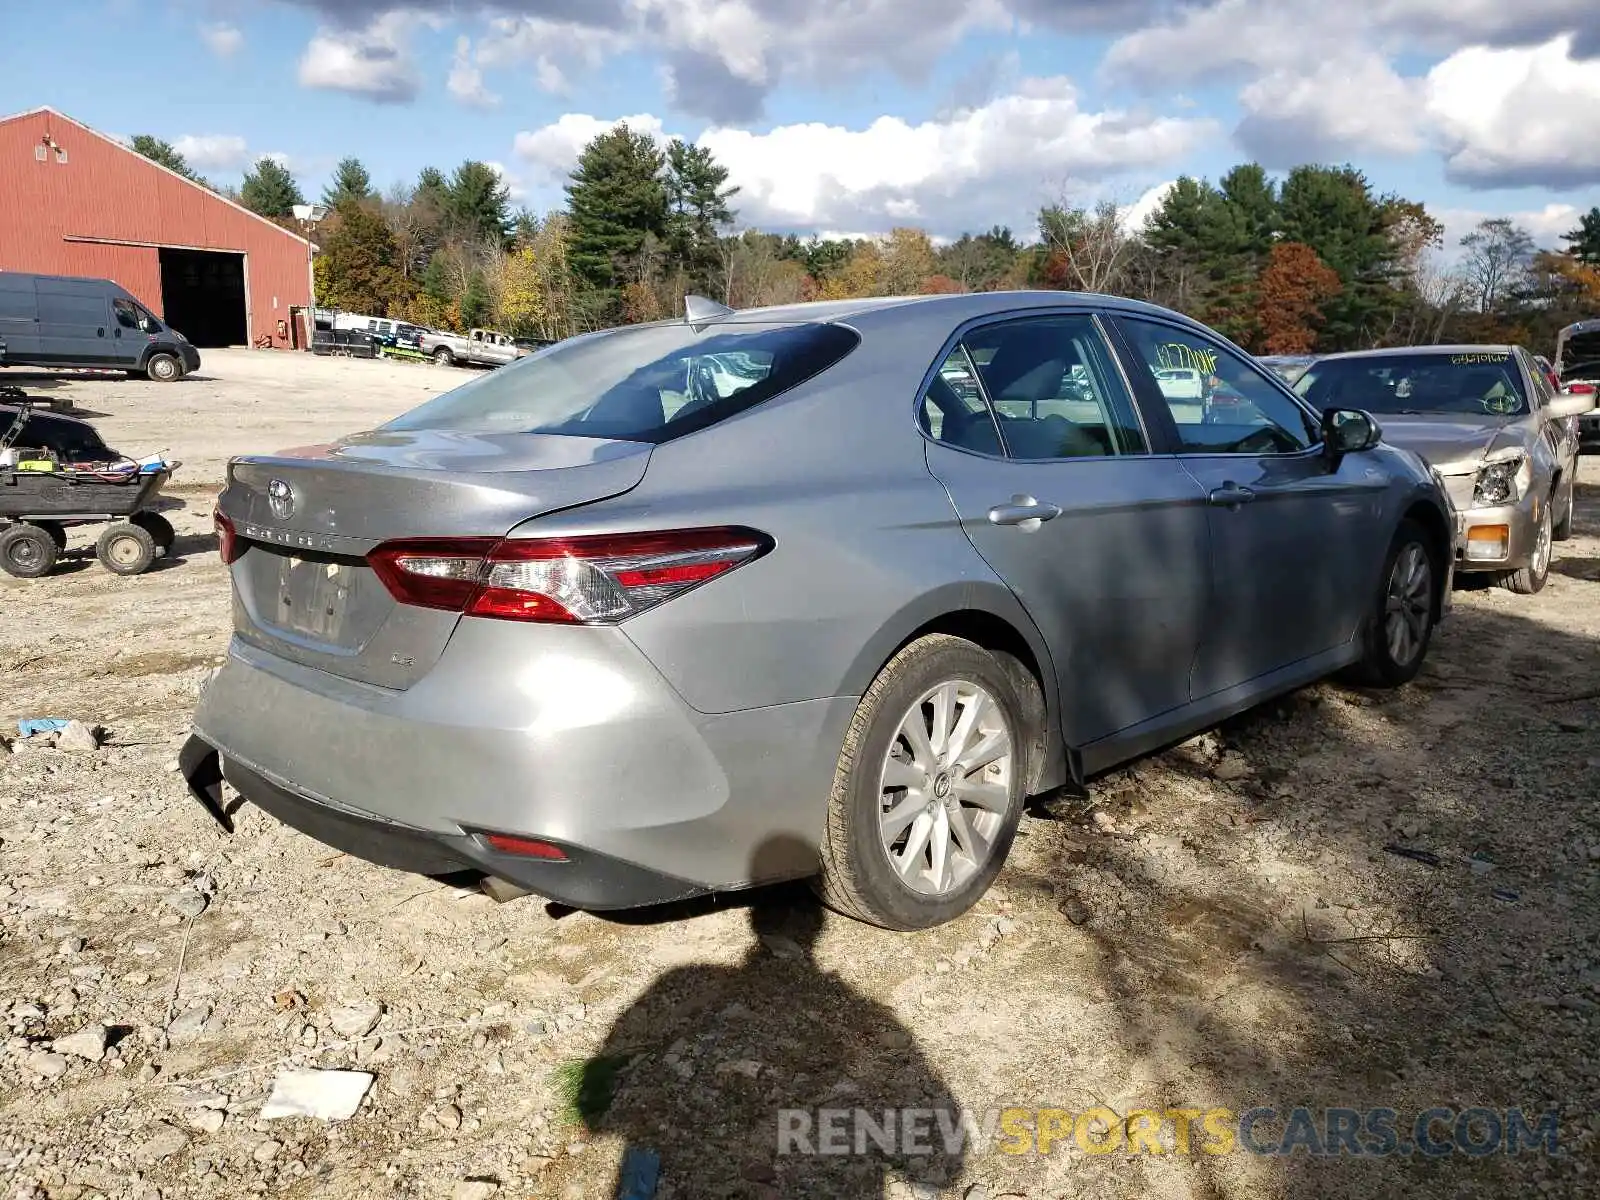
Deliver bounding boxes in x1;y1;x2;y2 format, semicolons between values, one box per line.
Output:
2;349;1598;1200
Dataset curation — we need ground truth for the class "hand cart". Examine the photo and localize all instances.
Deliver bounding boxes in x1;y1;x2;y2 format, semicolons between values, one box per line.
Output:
0;396;179;579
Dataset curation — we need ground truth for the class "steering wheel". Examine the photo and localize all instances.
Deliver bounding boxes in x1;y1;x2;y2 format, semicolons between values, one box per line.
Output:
1482;392;1518;415
1233;427;1285;455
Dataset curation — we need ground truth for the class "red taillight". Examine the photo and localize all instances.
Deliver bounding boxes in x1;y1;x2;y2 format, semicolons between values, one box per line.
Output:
1568;382;1596;395
367;527;769;624
214;507;242;564
482;833;568;861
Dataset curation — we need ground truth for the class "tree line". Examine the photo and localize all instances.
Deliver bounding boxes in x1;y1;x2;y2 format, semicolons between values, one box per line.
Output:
131;131;1600;354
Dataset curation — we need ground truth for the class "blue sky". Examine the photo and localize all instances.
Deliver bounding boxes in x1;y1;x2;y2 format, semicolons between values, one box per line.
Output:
5;0;1599;252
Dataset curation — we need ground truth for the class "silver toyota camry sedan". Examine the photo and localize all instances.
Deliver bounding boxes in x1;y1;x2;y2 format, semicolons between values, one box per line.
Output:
181;292;1455;930
1295;346;1594;594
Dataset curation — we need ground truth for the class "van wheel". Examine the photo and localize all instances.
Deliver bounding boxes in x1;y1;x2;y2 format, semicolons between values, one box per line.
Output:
814;634;1030;931
0;524;59;578
145;353;182;382
96;522;157;576
433;348;455;366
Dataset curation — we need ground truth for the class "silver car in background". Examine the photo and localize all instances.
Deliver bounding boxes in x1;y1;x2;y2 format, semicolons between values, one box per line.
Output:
1296;346;1594;594
182;292;1455;930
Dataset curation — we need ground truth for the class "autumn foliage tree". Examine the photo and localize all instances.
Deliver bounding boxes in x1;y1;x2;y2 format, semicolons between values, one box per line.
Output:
1255;242;1342;354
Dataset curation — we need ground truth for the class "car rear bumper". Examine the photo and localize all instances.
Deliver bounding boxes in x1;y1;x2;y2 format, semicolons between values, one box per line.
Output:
182;625;853;909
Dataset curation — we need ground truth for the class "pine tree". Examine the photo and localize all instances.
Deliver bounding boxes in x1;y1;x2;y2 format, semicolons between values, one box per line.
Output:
321;158;374;209
130;135;207;186
664;139;738;289
1277;165;1401;349
1564;207;1600;266
240;157;305;219
565;125;669;296
318;202;404;316
445;161;512;248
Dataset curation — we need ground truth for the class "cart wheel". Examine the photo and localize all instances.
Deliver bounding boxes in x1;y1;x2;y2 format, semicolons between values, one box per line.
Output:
0;524;59;579
34;520;68;551
96;522;157;576
131;511;176;552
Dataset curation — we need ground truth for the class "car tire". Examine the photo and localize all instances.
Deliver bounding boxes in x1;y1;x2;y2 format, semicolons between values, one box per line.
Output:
131;511;176;553
433;348;454;366
1552;481;1574;542
1503;501;1552;595
145;353;182;382
813;634;1032;931
95;522;157;576
1347;518;1438;688
0;524;60;579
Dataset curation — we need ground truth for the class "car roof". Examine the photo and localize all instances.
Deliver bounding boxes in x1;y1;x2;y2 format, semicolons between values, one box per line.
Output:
1313;344;1518;361
700;290;1191;328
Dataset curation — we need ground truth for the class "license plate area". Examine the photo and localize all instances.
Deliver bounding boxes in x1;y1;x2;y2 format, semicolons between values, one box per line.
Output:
274;550;358;640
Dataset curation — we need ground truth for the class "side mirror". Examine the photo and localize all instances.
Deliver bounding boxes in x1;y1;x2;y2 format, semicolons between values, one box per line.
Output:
1546;390;1597;420
1322;407;1382;466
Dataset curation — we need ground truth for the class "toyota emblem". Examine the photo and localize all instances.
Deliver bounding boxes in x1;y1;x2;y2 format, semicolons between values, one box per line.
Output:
267;478;294;520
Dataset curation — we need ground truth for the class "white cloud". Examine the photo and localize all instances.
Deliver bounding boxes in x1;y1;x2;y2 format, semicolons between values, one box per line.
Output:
483;159;527;202
1120;180;1174;233
1435;203;1587;257
172;134;250;171
1235;53;1424;165
513;112;672;183
298;12;425;104
513;82;1215;236
1425;36;1600;189
447;35;500;108
200;23;243;58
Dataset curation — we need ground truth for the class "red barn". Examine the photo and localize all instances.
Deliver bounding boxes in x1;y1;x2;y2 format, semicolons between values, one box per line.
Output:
0;106;311;349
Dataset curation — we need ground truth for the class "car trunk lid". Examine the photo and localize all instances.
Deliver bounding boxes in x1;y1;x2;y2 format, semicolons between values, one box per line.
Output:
220;429;652;689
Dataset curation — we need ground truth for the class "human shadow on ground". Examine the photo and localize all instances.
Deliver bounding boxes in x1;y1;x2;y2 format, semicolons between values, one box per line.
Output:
579;836;965;1199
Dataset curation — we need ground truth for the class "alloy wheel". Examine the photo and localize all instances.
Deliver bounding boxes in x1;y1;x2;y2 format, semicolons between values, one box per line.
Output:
1384;543;1432;666
877;679;1014;897
1532;505;1552;578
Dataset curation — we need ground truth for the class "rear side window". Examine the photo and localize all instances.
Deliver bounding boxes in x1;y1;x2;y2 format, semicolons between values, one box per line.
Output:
919;314;1147;459
386;322;860;444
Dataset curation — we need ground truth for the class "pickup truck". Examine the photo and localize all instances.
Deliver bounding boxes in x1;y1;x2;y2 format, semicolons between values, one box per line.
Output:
419;328;525;368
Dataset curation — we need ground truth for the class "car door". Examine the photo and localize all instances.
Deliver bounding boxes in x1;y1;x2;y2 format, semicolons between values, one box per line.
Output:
1109;315;1388;698
921;311;1212;747
109;297;145;367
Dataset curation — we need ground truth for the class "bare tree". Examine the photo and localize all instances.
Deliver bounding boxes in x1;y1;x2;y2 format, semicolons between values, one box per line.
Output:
1038;188;1138;295
1459;217;1535;314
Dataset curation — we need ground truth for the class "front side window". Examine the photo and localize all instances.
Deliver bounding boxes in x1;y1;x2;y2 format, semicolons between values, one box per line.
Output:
386;321;860;444
1118;318;1317;453
112;299;139;330
1295;352;1528;418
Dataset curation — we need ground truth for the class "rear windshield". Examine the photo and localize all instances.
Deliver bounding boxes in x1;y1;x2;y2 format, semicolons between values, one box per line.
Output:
385;321;860;444
1295;352;1527;417
1558;330;1600;377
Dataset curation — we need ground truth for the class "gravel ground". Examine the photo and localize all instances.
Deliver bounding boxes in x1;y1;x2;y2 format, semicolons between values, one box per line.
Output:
1;351;1597;1200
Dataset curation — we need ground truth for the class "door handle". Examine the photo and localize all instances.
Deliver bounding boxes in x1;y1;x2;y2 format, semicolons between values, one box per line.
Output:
97;328;105;337
1208;482;1256;507
988;495;1062;527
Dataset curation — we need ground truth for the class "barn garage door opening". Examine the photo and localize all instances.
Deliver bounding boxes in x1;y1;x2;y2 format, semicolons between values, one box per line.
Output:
159;248;246;348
